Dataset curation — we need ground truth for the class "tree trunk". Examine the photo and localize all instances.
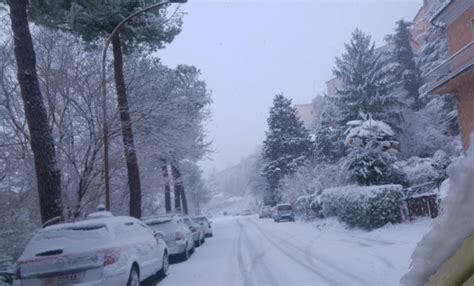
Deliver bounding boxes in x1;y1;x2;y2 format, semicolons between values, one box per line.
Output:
180;184;189;215
159;158;172;213
174;184;181;212
7;0;63;225
171;163;188;214
111;34;142;219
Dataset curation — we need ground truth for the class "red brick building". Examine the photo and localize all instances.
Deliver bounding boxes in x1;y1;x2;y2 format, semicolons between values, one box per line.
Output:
427;0;474;150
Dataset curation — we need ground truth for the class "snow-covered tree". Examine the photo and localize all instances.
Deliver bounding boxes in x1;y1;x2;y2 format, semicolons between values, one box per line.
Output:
180;161;211;215
344;118;407;186
313;96;346;163
333;29;402;129
4;0;64;226
27;0;184;218
0;23;212;257
386;20;423;109
397;1;461;158
262;94;312;203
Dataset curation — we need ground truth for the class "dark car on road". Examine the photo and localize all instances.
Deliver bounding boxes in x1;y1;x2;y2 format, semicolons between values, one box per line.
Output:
273;203;295;222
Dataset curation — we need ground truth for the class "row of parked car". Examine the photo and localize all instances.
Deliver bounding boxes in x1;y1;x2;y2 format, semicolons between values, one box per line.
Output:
10;211;213;286
259;203;295;222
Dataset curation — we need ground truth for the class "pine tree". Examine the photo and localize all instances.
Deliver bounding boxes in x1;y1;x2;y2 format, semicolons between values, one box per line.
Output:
333;29;402;129
313;97;345;163
262;94;312;203
387;20;423;110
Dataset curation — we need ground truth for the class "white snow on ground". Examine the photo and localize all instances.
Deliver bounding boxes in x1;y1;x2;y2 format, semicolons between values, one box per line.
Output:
158;215;431;286
400;134;474;286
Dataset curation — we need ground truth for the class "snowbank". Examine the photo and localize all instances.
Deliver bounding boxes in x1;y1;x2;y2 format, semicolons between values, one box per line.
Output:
400;135;474;286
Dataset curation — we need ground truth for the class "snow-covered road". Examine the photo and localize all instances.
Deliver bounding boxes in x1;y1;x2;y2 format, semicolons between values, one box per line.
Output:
152;215;431;286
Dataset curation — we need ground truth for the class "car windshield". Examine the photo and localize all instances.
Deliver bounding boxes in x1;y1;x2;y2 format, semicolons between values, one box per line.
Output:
2;1;472;285
278;205;292;211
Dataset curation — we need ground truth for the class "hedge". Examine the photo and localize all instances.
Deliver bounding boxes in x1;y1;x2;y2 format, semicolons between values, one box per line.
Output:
320;184;404;230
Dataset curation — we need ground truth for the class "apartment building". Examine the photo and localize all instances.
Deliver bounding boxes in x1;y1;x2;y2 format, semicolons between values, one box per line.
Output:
427;0;474;150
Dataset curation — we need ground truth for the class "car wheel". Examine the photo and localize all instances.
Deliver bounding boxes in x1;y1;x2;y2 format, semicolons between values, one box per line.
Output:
201;236;205;244
126;265;140;286
157;252;169;278
210;233;213;237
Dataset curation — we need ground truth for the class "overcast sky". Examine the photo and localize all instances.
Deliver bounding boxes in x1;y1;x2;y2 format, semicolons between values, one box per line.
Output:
158;0;422;174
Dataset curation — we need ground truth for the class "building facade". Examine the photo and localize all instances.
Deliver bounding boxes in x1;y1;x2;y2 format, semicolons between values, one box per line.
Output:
294;104;314;130
411;0;437;53
427;0;474;150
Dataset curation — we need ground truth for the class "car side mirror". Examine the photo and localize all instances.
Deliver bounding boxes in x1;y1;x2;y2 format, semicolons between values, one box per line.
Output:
154;231;165;241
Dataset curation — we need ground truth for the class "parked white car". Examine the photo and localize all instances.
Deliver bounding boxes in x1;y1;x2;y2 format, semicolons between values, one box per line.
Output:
13;214;168;286
182;217;205;247
194;216;213;237
144;216;194;261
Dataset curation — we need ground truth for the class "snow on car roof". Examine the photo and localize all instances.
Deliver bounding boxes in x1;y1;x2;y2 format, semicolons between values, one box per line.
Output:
41;215;136;232
144;217;174;225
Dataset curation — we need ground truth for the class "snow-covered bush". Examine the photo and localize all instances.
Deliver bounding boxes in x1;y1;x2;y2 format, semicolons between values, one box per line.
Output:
345;118;399;157
346;149;408;186
321;184;404;230
278;161;351;207
295;192;322;221
396;150;452;186
398;98;462;159
344;118;407;186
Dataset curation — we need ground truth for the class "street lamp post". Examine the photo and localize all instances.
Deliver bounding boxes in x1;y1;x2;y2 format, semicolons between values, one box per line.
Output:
101;0;187;211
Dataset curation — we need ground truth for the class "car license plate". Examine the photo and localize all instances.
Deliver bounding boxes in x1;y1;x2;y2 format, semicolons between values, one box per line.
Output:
43;272;83;286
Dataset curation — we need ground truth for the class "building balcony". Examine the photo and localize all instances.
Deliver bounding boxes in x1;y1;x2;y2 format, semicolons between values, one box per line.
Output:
425;41;474;95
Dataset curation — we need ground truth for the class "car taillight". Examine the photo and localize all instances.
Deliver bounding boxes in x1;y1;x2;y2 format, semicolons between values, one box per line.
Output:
15;263;21;279
104;248;121;266
176;231;183;240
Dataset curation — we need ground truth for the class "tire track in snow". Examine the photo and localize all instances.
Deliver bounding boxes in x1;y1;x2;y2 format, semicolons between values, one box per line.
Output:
237;220;279;286
338;239;395;268
251;221;372;285
247;220;340;286
236;219;255;286
238;219;279;286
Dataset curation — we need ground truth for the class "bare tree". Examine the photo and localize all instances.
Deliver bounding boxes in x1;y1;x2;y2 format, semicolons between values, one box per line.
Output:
6;0;63;225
